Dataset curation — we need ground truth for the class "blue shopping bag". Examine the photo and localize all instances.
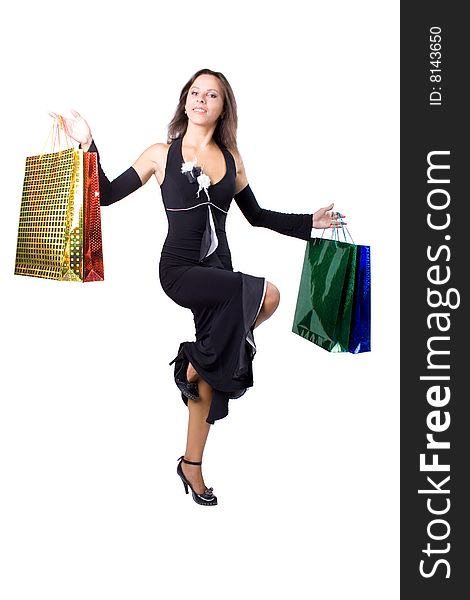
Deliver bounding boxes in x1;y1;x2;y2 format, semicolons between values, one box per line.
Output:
348;244;371;353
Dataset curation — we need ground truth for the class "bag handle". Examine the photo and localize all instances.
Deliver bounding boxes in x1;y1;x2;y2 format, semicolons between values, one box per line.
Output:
319;212;355;244
338;214;355;244
40;115;75;158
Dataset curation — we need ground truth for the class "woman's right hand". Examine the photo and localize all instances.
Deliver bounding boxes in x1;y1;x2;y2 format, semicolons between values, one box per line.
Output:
49;109;92;148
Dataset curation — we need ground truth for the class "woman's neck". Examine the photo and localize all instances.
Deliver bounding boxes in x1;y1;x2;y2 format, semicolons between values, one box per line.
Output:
183;122;217;152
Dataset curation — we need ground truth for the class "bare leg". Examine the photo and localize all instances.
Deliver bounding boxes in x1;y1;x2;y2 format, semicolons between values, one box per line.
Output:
181;378;213;495
254;281;280;329
187;362;199;383
183;281;279;492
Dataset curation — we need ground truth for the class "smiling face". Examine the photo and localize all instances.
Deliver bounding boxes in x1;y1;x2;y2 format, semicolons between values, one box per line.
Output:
185;74;225;125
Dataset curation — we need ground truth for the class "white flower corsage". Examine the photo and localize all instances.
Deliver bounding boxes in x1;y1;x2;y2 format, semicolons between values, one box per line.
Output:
196;172;211;199
181;158;203;184
181;158;211;199
181;159;198;176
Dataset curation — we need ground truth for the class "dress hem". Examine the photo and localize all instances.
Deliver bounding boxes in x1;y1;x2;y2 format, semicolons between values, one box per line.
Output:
177;272;266;424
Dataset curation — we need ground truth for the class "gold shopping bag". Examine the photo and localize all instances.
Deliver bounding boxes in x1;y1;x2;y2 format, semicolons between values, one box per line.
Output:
14;142;104;282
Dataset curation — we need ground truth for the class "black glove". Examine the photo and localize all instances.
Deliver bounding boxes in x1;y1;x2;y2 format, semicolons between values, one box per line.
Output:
233;184;313;241
81;140;143;206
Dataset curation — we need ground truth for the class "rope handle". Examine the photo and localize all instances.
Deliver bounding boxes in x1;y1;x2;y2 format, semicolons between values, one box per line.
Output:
338;213;355;244
40;115;75;158
319;211;355;244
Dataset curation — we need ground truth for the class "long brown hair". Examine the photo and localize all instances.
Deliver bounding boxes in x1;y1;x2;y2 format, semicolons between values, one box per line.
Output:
167;68;238;153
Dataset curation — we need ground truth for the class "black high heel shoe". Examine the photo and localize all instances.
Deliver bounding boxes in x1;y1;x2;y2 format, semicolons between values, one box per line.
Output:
169;343;199;401
176;455;218;506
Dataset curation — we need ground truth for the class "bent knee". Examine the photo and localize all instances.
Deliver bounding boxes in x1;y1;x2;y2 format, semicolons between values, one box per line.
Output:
264;281;280;312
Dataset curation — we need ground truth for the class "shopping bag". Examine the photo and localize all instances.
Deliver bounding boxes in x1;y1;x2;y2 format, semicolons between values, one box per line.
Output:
82;151;105;281
14;137;104;282
348;244;371;353
292;237;357;352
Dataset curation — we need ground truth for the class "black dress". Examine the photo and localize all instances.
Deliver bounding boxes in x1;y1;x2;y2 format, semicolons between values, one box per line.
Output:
88;136;313;425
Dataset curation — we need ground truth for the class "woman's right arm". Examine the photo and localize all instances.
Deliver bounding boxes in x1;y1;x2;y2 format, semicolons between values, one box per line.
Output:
50;110;162;206
81;139;144;206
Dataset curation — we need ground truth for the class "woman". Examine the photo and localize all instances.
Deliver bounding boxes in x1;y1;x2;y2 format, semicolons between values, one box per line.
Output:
51;68;344;507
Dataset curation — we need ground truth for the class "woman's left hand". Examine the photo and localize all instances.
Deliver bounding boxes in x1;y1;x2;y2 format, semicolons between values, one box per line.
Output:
312;203;346;229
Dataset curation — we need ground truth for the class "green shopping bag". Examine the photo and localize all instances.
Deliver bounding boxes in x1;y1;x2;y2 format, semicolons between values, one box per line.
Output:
292;237;357;352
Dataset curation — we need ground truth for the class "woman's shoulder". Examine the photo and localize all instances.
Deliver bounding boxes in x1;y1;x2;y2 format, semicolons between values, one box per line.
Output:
132;142;171;184
226;146;245;177
139;142;171;167
145;142;171;156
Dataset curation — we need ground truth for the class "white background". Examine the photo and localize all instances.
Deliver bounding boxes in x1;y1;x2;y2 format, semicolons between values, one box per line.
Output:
1;1;399;599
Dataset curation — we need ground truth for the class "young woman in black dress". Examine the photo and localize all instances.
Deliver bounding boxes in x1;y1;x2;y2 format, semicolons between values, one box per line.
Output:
51;68;344;506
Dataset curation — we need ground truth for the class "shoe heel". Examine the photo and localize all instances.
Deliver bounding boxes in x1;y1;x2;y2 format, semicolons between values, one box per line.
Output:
177;455;218;506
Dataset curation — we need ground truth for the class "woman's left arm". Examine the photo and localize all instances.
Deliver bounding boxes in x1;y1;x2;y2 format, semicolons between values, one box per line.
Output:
232;150;344;240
